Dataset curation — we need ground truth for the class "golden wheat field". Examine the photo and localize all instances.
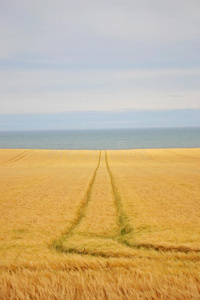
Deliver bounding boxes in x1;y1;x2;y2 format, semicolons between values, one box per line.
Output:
0;148;200;299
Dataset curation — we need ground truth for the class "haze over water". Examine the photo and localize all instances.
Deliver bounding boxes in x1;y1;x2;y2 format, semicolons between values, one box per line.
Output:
0;128;200;150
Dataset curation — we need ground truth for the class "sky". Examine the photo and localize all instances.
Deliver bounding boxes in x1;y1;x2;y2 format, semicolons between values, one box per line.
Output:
0;0;200;129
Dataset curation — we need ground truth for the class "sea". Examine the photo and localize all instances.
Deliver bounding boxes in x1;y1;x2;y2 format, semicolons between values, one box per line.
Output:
0;128;200;150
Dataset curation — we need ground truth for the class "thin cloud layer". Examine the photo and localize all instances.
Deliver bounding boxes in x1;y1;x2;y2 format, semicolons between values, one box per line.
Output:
0;0;200;122
1;0;200;64
1;68;200;114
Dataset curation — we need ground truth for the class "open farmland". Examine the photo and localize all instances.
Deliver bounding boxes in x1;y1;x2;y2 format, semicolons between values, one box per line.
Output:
0;148;200;299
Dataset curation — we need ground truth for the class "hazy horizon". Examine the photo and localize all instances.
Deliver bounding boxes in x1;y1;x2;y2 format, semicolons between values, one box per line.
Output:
0;108;200;131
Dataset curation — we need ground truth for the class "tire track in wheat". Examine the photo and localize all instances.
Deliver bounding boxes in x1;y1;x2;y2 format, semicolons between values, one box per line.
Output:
105;150;135;247
52;150;133;258
106;151;200;254
52;151;101;251
53;150;200;257
163;149;200;160
0;150;33;166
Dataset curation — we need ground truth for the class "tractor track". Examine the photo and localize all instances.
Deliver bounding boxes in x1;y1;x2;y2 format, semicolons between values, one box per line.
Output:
0;150;33;166
52;151;102;251
52;150;200;258
163;149;200;160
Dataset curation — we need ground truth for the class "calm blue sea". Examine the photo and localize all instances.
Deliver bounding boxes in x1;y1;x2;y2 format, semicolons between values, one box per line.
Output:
0;128;200;150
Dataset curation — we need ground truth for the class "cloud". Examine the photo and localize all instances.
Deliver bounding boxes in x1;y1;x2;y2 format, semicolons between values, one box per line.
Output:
0;0;200;118
0;0;200;65
0;67;200;114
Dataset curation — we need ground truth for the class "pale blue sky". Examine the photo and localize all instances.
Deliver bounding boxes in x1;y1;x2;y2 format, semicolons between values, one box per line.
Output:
0;0;200;129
